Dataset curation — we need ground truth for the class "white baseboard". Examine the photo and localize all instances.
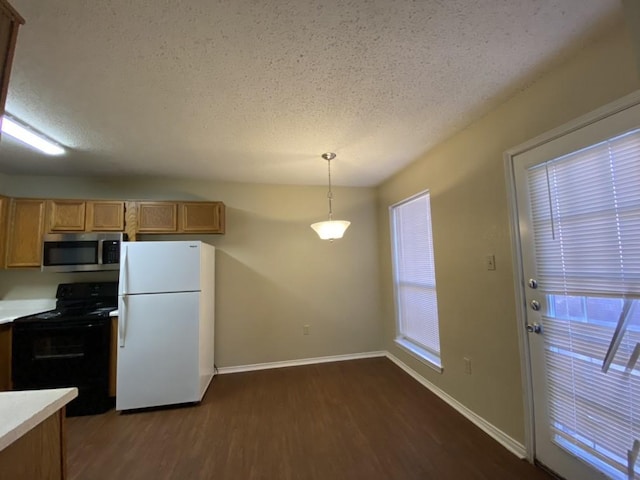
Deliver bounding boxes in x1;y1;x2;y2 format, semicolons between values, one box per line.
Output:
216;350;527;459
216;350;387;375
385;352;527;459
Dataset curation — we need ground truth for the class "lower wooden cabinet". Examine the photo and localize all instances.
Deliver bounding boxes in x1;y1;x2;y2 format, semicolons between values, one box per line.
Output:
0;408;66;479
0;195;8;268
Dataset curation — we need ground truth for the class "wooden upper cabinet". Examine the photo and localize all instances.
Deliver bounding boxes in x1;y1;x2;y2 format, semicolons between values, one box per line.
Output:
86;201;124;231
46;199;125;233
136;202;178;233
47;199;85;232
0;1;24;135
2;198;224;256
181;202;225;234
136;201;226;234
5;198;45;268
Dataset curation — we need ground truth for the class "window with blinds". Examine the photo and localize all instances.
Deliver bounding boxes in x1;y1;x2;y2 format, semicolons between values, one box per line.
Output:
390;191;441;370
527;128;640;479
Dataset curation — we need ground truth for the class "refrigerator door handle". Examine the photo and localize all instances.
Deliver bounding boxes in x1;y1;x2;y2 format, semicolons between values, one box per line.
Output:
119;296;127;348
121;244;128;295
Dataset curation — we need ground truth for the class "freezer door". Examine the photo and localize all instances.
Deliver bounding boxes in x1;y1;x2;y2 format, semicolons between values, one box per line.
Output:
116;291;201;410
119;241;201;295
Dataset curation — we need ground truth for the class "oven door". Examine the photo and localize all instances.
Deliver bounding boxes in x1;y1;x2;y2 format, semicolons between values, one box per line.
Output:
12;319;111;389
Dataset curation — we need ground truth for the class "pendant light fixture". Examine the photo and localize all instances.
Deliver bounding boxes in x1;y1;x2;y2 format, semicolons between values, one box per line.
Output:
310;152;351;240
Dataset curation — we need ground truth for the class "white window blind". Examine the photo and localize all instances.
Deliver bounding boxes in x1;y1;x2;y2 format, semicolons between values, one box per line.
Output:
390;191;441;367
527;128;640;479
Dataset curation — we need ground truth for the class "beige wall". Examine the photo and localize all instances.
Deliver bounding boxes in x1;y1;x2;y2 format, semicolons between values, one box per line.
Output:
377;25;640;443
0;177;382;367
623;0;640;77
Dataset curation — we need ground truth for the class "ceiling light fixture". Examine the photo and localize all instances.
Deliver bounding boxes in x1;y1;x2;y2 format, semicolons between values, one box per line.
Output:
310;152;351;241
1;114;65;155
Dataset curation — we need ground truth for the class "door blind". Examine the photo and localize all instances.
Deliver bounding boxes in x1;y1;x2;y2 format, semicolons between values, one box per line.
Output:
528;129;640;298
527;128;640;479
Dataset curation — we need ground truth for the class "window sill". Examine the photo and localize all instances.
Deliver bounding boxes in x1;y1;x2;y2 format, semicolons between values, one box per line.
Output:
394;338;443;374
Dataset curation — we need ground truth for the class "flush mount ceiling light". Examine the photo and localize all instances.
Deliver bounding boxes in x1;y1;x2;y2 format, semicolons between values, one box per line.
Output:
310;152;351;241
1;114;65;156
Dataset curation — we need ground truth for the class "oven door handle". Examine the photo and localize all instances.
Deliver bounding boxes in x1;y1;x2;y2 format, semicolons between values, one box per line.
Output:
119;296;127;348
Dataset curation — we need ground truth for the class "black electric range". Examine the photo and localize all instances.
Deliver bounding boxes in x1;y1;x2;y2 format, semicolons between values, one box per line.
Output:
12;282;118;416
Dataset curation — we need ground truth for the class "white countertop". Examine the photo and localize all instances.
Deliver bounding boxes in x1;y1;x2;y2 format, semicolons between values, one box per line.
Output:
0;387;78;452
0;299;56;325
110;310;118;317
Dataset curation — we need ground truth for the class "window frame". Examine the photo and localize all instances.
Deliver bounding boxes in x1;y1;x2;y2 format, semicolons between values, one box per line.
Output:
389;189;443;373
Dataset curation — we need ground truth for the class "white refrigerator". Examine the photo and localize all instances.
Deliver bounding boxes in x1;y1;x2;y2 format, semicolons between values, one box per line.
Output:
116;241;215;411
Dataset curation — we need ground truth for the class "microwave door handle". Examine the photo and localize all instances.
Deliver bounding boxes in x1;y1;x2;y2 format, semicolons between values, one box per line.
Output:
119;296;127;348
97;239;104;265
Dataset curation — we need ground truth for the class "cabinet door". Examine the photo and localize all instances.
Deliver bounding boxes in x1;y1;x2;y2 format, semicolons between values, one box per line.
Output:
47;199;86;232
180;202;225;233
136;202;178;233
87;201;124;231
5;199;45;268
0;195;8;268
0;1;24;130
0;409;64;480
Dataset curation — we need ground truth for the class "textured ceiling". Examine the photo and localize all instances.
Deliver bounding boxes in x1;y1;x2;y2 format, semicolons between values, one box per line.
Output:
0;0;622;186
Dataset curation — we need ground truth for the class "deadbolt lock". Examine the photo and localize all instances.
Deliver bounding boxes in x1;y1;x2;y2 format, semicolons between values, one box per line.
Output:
526;323;542;334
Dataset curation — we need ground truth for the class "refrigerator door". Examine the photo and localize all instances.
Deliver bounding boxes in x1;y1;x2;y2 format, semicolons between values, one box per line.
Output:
119;241;201;295
116;291;201;410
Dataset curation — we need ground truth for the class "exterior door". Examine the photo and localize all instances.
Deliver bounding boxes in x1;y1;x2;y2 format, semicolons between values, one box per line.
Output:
512;99;640;480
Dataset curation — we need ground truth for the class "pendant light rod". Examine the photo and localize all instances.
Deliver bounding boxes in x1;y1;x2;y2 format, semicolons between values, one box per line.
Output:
322;152;336;220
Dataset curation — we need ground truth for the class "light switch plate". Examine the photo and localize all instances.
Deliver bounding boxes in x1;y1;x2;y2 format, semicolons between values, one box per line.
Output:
485;254;496;271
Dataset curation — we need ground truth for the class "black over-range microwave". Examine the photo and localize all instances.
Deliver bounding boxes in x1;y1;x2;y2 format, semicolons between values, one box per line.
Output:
41;232;126;272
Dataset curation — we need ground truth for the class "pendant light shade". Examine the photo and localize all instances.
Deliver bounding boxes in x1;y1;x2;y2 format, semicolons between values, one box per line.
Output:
310;220;351;240
310;152;351;240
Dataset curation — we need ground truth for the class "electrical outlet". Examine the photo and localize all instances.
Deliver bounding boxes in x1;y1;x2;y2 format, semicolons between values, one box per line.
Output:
485;254;496;271
464;357;472;375
303;324;310;335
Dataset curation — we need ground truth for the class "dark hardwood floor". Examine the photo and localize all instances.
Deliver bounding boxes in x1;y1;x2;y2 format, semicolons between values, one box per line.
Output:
66;357;553;480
